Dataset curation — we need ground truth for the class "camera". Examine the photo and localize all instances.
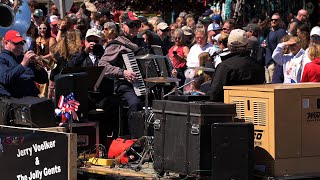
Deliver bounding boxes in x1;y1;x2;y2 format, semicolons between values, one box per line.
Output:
92;44;104;57
173;51;177;55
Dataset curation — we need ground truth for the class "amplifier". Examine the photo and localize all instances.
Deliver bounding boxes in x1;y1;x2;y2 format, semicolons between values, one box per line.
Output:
10;96;56;128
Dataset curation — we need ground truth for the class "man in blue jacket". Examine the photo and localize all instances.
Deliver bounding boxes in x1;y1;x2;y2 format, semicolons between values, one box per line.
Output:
0;30;48;98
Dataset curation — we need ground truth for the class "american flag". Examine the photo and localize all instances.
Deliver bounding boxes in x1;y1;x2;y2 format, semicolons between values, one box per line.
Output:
58;93;80;111
63;93;80;111
57;93;80;122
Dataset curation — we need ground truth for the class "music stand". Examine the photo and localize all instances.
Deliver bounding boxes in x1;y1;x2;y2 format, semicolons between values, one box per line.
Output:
61;66;107;92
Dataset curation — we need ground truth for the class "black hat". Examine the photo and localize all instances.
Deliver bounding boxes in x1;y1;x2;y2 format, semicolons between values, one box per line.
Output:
98;8;110;18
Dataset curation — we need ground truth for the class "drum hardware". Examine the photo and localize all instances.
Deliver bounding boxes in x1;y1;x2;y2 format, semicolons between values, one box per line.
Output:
144;77;180;100
163;79;196;98
144;77;181;83
188;66;215;72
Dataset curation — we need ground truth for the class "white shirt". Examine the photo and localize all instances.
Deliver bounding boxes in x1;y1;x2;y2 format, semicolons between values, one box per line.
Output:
186;43;219;67
272;43;305;83
89;53;96;65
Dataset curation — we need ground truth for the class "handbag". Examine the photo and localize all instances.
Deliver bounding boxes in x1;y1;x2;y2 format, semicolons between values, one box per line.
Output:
108;138;136;164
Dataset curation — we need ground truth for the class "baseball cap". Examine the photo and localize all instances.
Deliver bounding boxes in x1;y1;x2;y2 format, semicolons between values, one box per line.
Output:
202;9;213;17
49;15;59;25
211;14;221;24
121;11;140;24
4;30;25;43
33;9;43;17
243;23;259;34
199;16;212;24
85;28;102;39
228;29;248;46
157;22;169;30
104;22;117;30
181;26;193;36
207;23;221;32
138;16;148;24
98;8;110;18
310;26;320;36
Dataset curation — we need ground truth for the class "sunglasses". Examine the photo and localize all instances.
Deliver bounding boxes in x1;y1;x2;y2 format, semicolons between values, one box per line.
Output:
86;39;100;43
160;28;169;32
39;27;47;30
127;22;141;29
173;36;181;40
271;19;279;22
311;36;320;41
10;41;25;46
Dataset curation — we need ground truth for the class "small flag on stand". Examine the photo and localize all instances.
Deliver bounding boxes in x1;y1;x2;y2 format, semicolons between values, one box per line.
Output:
55;93;80;126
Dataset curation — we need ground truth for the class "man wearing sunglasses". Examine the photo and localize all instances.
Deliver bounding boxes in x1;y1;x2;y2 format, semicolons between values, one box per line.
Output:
99;11;144;137
69;28;104;67
0;30;48;98
156;22;172;54
264;13;286;83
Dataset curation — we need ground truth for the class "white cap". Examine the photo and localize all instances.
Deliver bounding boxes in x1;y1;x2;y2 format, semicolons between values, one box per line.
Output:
207;23;221;32
157;22;169;30
228;29;248;46
85;28;101;38
310;26;320;36
49;15;59;25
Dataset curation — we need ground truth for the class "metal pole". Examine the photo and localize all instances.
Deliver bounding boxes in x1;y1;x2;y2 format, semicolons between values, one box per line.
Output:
59;0;66;18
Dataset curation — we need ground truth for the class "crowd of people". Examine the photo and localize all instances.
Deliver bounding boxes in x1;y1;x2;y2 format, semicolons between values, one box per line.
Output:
0;1;319;135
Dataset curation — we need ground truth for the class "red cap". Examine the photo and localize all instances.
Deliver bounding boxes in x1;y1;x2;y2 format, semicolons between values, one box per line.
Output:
4;30;25;43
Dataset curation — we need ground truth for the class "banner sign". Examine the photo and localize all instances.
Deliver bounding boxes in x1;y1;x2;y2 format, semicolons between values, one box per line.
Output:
0;126;69;180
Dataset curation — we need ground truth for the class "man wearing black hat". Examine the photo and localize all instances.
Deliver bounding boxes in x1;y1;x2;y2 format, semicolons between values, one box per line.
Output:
98;8;113;26
243;23;259;59
98;11;143;136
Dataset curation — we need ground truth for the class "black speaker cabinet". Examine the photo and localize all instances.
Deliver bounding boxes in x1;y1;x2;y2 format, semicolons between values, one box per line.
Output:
54;72;88;120
10;96;56;128
0;97;13;125
152;100;236;177
211;122;254;180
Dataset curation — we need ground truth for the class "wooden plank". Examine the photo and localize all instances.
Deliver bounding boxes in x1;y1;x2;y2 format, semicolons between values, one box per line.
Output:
78;165;155;179
68;133;77;180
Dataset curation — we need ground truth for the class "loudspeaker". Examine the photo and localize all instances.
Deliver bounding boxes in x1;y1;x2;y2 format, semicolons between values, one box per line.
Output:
10;96;56;128
0;97;13;125
55;72;88;120
211;122;254;180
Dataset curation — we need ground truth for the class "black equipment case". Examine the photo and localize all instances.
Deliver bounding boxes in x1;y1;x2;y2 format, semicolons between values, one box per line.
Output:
152;100;236;176
211;122;254;180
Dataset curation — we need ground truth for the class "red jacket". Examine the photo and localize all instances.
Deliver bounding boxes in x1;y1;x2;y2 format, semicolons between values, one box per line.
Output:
301;57;320;82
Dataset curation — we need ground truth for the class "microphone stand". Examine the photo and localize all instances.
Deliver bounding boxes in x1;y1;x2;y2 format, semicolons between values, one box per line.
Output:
163;79;195;98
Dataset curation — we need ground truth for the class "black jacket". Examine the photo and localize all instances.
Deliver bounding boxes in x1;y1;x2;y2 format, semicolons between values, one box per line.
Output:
207;53;265;102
